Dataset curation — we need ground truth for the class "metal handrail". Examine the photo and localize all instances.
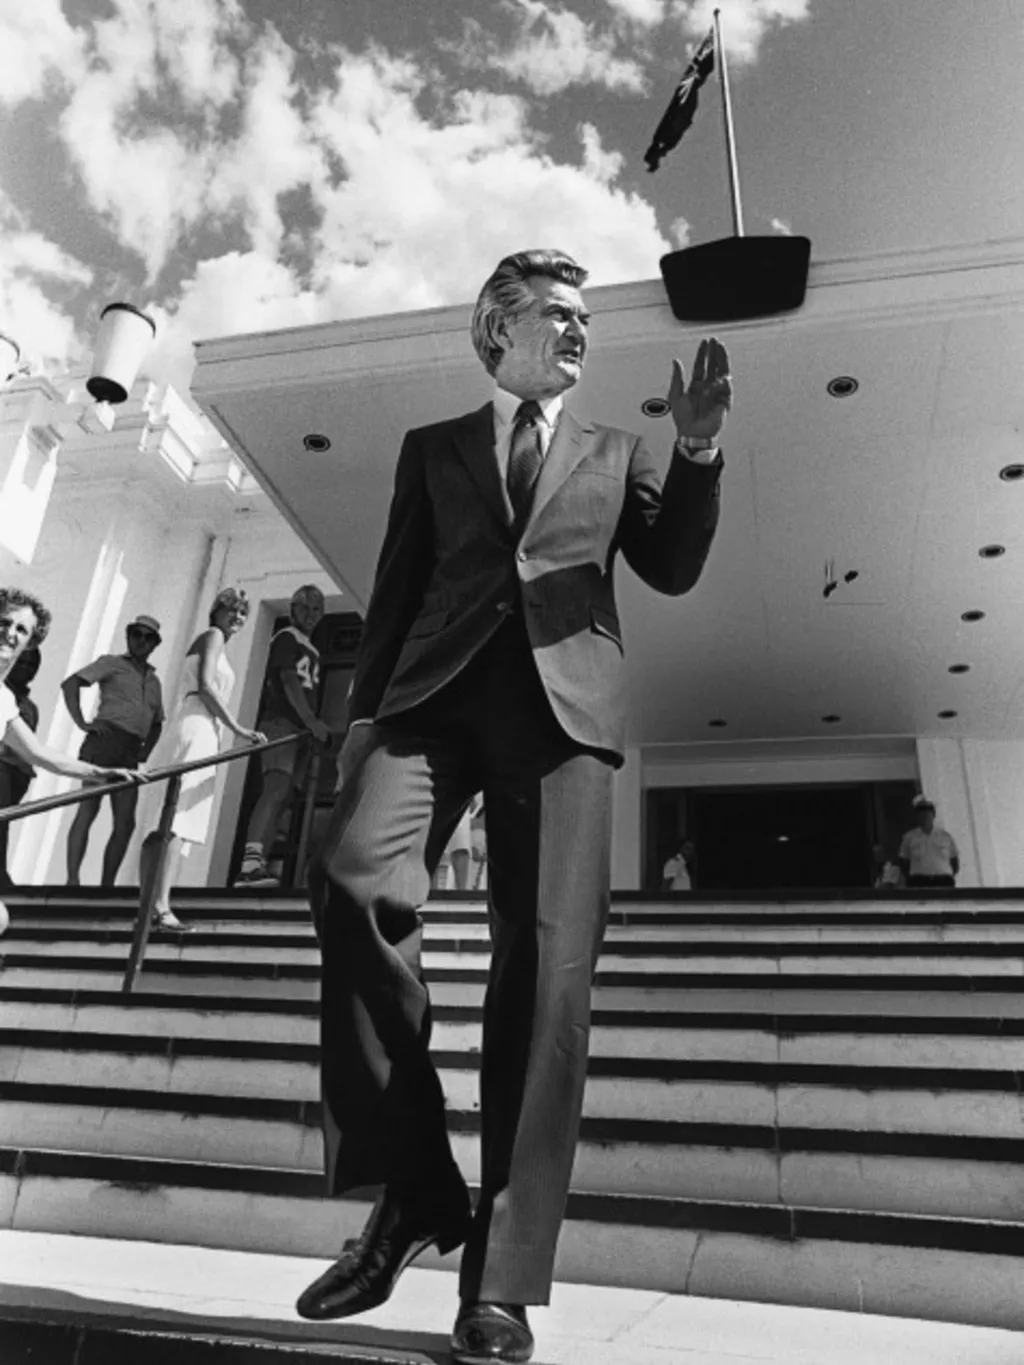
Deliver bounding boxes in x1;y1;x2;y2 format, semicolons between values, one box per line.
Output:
0;732;307;992
0;733;300;823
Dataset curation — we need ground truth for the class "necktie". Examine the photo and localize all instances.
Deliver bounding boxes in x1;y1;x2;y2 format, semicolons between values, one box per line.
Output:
506;400;543;528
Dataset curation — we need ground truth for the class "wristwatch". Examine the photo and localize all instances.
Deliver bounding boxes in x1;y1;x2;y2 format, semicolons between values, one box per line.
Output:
676;434;717;451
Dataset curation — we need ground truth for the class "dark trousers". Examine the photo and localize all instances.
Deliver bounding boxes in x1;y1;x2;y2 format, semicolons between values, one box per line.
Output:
310;617;614;1304
0;762;31;891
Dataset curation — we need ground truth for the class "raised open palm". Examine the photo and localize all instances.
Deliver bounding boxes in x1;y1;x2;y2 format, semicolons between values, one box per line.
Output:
668;337;733;440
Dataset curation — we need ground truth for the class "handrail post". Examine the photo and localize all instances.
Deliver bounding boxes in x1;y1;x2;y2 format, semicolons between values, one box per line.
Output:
122;773;182;994
292;752;321;889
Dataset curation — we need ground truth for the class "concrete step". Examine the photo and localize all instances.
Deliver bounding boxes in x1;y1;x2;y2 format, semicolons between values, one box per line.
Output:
17;915;1024;944
2;1149;1023;1330
8;940;1024;981
9;1008;1024;1068
4;1082;1024;1220
9;977;1024;1018
6;1231;1023;1365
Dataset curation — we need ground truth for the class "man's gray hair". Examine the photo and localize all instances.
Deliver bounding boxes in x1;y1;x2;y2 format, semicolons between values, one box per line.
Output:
471;249;588;377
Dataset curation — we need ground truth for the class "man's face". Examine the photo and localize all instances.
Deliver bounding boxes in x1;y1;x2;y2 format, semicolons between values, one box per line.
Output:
292;594;324;637
917;810;935;832
494;276;590;398
126;626;159;661
0;605;36;671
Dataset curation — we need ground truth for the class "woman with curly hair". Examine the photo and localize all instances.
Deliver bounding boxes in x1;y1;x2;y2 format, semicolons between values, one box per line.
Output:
138;587;264;931
0;588;143;926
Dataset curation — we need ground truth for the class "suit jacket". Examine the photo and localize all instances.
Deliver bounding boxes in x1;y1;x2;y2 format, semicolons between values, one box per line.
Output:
348;401;723;762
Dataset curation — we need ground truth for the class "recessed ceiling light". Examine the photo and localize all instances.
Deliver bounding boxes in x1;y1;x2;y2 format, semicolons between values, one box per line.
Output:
999;464;1024;482
948;664;970;674
642;398;671;418
708;718;728;728
777;834;790;842
827;376;858;398
938;710;958;719
979;544;1005;558
303;433;331;452
961;610;985;622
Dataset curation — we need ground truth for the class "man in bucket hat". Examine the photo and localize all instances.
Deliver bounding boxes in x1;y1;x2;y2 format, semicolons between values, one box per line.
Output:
63;613;165;885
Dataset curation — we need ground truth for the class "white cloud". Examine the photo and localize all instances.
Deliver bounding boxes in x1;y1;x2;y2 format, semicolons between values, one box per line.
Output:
0;194;91;367
1;3;677;392
456;0;648;96
0;0;85;107
147;250;327;393
204;26;324;258
605;0;668;26
670;0;812;64
669;215;692;247
306;50;668;321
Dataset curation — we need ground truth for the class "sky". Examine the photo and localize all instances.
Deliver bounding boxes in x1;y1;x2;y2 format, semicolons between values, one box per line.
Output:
0;0;1021;396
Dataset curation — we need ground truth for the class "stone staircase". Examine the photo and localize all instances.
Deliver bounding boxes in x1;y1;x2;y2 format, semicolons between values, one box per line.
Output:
2;886;1024;1348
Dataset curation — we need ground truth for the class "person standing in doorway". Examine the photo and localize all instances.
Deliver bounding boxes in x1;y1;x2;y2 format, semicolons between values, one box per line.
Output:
63;615;164;886
295;248;731;1365
234;585;330;888
898;796;960;888
662;838;696;891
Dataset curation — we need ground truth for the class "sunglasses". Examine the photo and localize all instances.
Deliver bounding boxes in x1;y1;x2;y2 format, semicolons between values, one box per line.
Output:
128;628;158;642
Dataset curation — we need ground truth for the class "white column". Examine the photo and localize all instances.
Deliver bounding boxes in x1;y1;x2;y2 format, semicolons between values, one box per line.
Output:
611;745;642;890
914;736;984;887
0;380;64;566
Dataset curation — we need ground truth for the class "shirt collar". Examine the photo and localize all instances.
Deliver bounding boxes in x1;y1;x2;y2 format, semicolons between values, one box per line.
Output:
121;652;153;674
492;386;563;431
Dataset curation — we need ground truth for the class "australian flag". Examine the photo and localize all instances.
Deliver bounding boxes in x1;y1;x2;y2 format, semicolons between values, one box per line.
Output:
644;28;716;173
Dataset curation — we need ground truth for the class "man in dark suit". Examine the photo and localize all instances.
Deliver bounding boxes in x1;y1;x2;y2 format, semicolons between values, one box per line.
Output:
296;249;732;1364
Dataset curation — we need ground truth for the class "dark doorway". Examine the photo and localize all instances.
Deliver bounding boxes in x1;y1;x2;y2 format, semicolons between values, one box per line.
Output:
690;786;871;890
228;611;362;887
645;780;919;892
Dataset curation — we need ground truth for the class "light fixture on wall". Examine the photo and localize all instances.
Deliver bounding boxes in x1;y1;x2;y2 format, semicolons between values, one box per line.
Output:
999;464;1024;482
948;664;970;674
979;544;1005;559
961;610;985;622
303;433;332;452
938;710;958;719
641;398;671;418
86;304;157;405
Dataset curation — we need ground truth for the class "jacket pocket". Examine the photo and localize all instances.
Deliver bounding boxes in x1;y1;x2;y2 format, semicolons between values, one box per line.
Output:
590;606;623;652
406;609;448;640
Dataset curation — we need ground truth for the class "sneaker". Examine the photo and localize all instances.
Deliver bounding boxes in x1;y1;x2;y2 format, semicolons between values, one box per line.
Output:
233;862;280;888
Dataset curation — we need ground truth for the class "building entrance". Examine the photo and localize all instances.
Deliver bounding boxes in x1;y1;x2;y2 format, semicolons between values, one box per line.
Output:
228;611;362;888
646;780;919;892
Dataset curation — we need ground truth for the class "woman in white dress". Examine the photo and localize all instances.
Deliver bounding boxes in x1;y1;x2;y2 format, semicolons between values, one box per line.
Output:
0;587;143;933
139;587;264;930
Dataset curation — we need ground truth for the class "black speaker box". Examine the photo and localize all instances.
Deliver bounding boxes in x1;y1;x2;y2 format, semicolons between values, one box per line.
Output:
660;235;811;322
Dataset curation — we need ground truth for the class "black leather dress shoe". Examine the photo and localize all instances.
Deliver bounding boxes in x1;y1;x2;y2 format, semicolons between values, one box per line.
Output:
451;1302;534;1364
295;1185;471;1321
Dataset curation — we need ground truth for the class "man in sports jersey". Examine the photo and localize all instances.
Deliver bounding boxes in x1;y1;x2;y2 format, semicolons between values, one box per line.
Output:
234;585;329;887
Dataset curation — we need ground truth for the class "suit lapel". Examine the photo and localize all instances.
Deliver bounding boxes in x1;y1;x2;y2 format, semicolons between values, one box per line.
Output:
451;403;510;532
526;409;595;531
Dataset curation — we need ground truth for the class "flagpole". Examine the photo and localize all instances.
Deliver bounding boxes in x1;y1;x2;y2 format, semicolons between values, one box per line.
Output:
713;8;745;237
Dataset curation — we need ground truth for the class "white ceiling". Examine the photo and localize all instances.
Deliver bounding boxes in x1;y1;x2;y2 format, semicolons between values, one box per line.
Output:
192;238;1024;746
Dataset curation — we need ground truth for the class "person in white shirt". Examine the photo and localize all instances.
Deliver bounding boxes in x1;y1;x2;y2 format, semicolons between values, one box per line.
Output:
662;838;695;891
898;796;960;888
